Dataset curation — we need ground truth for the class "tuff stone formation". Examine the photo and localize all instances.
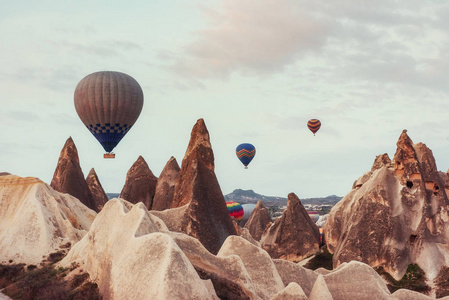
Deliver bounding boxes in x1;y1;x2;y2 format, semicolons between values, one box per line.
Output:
0;175;96;265
120;155;158;209
324;130;449;281
50;137;97;211
169;119;237;254
152;156;180;211
86;168;108;211
244;200;272;241
261;193;320;262
59;199;218;299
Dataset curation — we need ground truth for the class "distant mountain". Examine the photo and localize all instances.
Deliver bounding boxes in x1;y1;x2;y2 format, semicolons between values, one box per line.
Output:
107;193;120;199
224;189;342;207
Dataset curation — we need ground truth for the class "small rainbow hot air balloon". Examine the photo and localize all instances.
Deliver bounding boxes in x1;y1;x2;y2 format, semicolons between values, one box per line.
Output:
226;201;244;221
307;119;321;136
236;143;256;169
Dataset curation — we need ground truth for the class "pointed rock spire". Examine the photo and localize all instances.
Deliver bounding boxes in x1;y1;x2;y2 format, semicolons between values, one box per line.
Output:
244;200;272;241
152;156;180;211
50;137;97;211
325;130;449;281
171;118;214;208
171;118;236;254
120;156;157;209
261;193;320;262
86;168;108;211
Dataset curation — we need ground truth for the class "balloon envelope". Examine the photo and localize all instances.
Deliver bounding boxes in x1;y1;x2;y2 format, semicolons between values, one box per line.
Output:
226;201;244;221
74;71;144;154
307;119;321;135
308;211;320;222
236;143;256;168
241;203;256;223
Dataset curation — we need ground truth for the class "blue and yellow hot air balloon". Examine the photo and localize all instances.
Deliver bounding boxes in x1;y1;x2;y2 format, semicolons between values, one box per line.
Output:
236;143;256;168
74;71;144;158
226;201;244;221
307;119;321;136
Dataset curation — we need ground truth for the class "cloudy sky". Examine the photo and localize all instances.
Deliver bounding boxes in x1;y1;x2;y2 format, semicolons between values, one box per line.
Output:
2;0;449;198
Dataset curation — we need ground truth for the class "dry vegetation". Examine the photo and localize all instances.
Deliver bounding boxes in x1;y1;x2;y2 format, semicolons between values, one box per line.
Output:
0;251;100;300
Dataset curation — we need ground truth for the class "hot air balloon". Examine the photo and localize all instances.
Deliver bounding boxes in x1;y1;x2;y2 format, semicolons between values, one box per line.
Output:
241;203;256;223
236;143;256;168
307;211;320;222
74;71;144;158
226;201;244;221
307;119;321;136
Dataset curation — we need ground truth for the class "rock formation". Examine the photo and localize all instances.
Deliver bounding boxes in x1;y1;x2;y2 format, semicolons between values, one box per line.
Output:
324;130;449;281
322;261;391;299
217;235;285;300
271;282;308;300
86;168;108;211
273;259;319;297
261;193;320;262
244;200;272;241
120;155;158;209
0;175;96;265
152;156;180;211
169;119;237;254
50;137;97;211
168;232;259;299
59;199;218;299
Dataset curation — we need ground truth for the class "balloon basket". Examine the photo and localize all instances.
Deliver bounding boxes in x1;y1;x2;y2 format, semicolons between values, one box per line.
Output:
104;153;115;159
245;166;248;169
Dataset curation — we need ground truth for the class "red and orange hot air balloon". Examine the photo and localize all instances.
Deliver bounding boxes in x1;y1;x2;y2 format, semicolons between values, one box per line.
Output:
74;71;144;158
307;119;321;136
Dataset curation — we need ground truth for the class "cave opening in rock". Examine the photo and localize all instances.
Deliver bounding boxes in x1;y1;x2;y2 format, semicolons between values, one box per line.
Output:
434;184;440;196
410;235;417;244
406;181;413;188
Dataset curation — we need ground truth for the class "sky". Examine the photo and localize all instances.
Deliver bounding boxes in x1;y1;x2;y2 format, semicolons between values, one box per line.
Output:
1;0;449;198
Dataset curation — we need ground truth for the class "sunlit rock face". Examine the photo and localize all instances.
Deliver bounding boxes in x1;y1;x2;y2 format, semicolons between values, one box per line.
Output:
244;200;272;241
261;193;320;262
0;175;96;265
120;155;157;209
50;137;97;211
59;199;218;300
218;235;285;300
170;119;237;254
325;130;449;281
152;156;180;211
86;168;108;211
168;232;259;299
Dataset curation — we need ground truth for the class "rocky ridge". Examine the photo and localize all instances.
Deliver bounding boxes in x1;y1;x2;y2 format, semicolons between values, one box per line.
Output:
0;175;96;265
120;155;158;209
50;137;97;212
325;130;449;292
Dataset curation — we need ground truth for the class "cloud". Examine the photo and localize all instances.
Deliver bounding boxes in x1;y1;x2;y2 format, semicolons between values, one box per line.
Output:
171;0;333;79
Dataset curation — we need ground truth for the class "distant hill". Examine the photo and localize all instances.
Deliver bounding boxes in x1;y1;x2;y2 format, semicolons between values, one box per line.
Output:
107;193;120;199
107;190;342;208
224;189;342;207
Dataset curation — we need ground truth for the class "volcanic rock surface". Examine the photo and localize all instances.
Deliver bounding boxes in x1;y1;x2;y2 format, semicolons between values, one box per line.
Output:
169;118;237;254
244;200;272;241
120;155;158;209
261;193;320;262
59;198;218;299
152;156;180;211
50;137;97;211
0;175;96;265
58;198;415;300
324;130;449;281
86;168;108;211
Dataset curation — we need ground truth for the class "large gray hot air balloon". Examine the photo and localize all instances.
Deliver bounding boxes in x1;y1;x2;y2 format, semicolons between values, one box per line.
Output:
74;71;144;158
